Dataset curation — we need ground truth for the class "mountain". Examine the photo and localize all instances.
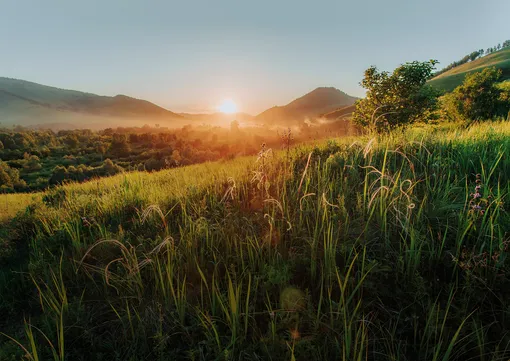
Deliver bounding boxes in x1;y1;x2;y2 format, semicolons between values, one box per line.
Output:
428;47;510;92
255;87;358;125
0;77;185;129
319;104;356;121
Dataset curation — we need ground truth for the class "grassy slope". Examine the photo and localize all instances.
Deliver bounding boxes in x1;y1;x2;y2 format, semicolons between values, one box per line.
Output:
0;193;41;223
1;121;510;360
428;48;510;92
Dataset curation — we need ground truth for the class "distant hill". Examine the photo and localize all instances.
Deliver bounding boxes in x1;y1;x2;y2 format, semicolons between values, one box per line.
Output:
255;87;358;124
428;48;510;92
0;77;185;129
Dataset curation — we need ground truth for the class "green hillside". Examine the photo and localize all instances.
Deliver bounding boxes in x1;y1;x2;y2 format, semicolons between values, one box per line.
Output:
1;121;510;360
428;48;510;92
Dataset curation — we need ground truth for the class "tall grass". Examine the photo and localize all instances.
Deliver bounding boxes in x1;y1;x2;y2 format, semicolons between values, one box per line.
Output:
1;121;509;360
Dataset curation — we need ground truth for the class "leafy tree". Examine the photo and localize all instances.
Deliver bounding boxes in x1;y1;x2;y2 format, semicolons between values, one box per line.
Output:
24;154;42;171
0;134;16;150
145;158;165;171
0;161;26;191
101;159;123;176
50;165;69;185
449;67;509;121
170;150;182;166
65;134;79;149
0;162;13;190
0;140;4;150
353;60;440;132
110;134;131;157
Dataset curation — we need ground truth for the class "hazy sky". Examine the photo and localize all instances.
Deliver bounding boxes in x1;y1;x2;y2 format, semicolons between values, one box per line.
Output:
1;0;509;114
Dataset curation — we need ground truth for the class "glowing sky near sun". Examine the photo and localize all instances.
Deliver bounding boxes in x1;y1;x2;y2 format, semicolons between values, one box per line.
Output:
1;0;509;114
217;99;238;114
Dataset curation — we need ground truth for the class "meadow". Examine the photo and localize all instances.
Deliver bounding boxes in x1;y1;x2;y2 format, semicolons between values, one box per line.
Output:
0;120;509;360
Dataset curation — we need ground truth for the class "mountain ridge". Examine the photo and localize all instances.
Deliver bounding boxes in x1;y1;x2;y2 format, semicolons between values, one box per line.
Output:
1;78;359;129
0;77;185;129
255;87;358;124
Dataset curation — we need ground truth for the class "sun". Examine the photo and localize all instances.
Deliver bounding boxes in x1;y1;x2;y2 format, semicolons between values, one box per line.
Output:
218;99;238;114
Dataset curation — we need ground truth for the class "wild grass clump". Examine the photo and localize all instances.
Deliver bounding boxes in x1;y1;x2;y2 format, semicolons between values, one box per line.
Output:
0;120;509;360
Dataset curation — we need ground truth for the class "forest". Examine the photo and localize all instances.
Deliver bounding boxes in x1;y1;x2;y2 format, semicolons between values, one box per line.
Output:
0;120;357;193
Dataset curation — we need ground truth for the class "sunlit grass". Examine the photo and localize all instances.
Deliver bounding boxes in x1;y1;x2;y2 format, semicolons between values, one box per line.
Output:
0;193;41;223
1;120;509;360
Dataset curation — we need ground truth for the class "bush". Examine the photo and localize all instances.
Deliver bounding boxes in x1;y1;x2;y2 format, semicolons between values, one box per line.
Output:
353;60;440;132
447;67;510;121
100;158;123;176
0;161;26;192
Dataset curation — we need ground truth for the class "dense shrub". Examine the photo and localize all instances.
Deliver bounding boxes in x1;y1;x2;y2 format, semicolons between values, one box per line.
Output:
353;60;440;132
445;67;510;121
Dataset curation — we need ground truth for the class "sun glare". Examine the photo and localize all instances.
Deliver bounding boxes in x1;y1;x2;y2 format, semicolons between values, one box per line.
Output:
218;99;238;114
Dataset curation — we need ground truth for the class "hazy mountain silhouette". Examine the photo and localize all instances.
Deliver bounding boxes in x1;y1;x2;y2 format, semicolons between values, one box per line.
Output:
320;104;356;121
255;87;358;124
0;77;185;129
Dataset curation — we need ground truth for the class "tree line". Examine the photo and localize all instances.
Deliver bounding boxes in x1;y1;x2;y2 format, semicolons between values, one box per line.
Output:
0;120;355;193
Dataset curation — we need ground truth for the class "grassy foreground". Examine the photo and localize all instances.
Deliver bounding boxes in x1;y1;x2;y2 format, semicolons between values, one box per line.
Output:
1;121;509;360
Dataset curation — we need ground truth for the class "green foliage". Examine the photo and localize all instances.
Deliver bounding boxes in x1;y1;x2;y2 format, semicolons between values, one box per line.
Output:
353;60;440;132
23;153;42;171
42;187;67;207
280;287;305;311
101;158;123;175
0;123;353;193
447;67;510;121
0;161;26;192
110;134;131;157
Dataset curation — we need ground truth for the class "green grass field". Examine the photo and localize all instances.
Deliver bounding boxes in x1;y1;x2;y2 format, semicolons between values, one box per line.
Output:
1;121;510;360
429;48;510;92
0;193;41;223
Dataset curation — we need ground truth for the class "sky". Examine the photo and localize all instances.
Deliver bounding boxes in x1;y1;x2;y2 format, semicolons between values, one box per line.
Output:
1;0;509;115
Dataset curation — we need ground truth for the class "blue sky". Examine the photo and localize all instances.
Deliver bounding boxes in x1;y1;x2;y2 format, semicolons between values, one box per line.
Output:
1;0;509;114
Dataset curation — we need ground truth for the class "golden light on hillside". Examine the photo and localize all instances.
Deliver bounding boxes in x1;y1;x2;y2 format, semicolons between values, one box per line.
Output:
218;99;237;114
